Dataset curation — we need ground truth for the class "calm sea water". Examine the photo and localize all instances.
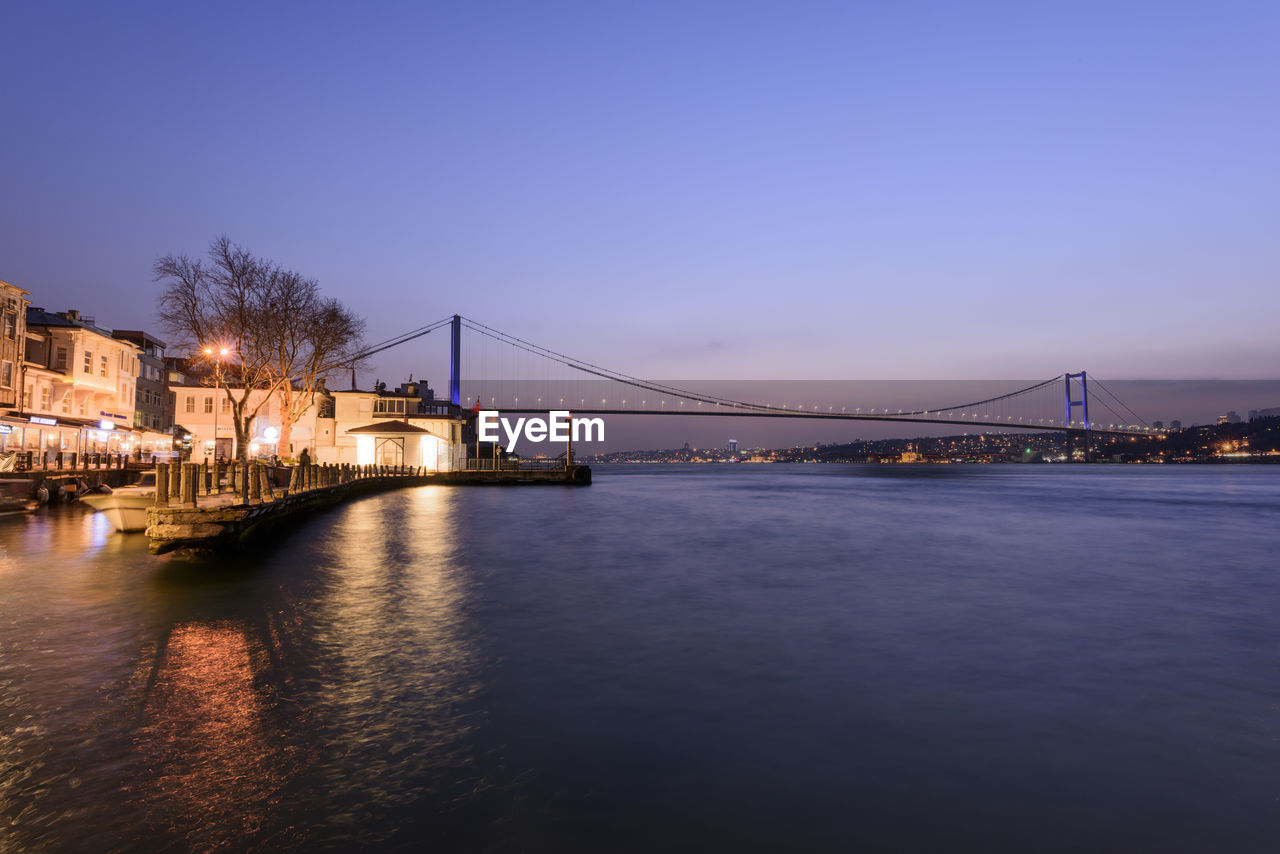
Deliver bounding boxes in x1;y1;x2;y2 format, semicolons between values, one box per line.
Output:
1;464;1278;852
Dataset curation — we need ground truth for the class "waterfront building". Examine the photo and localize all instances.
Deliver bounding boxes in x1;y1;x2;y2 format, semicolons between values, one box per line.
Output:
324;378;464;470
112;330;173;434
0;281;31;453
13;308;166;461
168;376;332;462
167;371;465;467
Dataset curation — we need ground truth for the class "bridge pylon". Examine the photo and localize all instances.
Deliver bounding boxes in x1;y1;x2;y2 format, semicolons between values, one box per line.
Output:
1065;372;1091;461
450;314;461;407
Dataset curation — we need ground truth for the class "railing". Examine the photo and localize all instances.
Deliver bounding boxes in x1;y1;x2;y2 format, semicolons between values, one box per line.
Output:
0;450;170;473
463;458;567;471
151;460;427;509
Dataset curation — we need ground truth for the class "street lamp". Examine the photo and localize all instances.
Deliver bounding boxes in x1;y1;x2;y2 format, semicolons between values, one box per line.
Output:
204;346;229;462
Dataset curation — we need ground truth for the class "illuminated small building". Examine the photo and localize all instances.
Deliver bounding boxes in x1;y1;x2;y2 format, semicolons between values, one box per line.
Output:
324;381;464;470
344;420;452;469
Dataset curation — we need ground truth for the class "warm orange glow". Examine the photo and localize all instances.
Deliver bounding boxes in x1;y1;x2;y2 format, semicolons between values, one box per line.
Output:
135;622;294;848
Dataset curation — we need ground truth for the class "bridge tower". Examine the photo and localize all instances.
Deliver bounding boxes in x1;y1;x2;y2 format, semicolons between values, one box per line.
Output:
450;314;461;407
1064;372;1090;461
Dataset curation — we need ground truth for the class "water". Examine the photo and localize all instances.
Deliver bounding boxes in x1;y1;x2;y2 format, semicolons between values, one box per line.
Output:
2;465;1278;852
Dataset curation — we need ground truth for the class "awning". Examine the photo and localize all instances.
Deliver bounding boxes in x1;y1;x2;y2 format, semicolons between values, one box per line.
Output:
346;420;430;435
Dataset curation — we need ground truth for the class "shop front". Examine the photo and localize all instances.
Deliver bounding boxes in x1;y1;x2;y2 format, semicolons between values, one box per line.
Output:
0;414;161;467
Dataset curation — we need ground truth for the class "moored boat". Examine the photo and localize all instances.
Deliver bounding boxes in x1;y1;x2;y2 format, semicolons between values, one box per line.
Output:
80;472;157;532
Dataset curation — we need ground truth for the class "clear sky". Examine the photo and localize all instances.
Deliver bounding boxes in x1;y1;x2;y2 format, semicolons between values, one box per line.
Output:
2;0;1278;389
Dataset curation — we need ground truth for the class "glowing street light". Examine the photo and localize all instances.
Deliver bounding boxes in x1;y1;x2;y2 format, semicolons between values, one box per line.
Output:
204;345;230;461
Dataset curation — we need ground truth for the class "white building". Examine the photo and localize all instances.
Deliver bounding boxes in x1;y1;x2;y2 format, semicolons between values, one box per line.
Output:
167;373;465;469
169;380;330;462
323;383;464;470
10;308;168;461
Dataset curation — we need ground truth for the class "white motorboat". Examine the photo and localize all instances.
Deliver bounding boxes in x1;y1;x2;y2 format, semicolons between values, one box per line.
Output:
81;472;156;532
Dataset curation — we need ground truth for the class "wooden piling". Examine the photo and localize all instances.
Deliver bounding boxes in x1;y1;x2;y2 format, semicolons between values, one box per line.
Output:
155;463;170;507
179;463;196;508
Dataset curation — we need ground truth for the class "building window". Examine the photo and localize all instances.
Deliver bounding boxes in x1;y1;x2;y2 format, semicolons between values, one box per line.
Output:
40;387;50;410
54;346;68;371
100;355;108;377
185;395;195;413
61;394;71;414
221;397;230;413
2;314;14;340
373;398;407;417
84;351;92;373
203;396;213;414
0;361;11;389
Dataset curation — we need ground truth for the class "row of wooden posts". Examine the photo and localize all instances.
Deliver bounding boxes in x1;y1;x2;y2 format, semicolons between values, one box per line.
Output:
152;461;424;508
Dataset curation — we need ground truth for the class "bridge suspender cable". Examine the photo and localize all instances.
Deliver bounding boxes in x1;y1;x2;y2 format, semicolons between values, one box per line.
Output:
353;314;1154;434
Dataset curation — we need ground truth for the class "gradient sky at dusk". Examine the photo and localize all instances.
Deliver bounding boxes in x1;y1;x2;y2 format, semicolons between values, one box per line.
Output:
3;1;1278;390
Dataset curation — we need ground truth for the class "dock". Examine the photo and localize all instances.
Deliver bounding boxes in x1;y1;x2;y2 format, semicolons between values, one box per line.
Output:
145;460;591;555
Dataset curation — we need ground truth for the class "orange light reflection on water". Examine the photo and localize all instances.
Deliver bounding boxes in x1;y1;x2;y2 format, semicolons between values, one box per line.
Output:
314;486;484;782
135;621;297;849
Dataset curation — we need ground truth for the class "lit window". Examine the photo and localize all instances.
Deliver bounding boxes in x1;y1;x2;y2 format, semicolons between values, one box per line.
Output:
0;360;11;388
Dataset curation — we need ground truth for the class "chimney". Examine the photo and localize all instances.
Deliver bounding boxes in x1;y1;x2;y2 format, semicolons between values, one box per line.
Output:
65;309;79;321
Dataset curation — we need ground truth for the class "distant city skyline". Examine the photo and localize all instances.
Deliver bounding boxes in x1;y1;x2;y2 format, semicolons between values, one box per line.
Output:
3;2;1278;391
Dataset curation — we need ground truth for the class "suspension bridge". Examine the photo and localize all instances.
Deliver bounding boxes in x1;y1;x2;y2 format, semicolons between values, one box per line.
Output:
354;315;1161;440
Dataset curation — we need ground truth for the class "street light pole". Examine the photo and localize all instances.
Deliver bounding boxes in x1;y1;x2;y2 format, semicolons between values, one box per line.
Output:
204;346;228;463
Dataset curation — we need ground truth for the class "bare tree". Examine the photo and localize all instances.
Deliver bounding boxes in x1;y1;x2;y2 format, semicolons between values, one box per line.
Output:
155;236;365;462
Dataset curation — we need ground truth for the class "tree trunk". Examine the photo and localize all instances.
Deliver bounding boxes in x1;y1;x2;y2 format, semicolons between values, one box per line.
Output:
278;386;294;457
235;417;250;464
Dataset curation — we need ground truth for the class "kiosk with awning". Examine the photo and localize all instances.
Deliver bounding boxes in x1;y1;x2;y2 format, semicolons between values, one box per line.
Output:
345;419;451;470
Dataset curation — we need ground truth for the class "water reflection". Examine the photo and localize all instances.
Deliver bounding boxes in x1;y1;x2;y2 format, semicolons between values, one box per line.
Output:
134;620;302;850
307;486;489;828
